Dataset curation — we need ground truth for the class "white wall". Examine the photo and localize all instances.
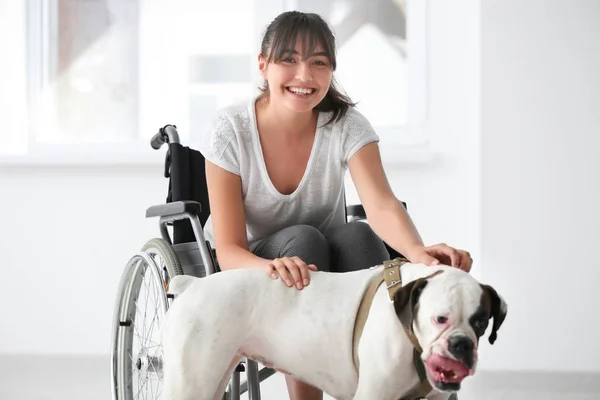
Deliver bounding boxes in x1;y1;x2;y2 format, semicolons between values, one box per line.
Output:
0;165;167;354
478;0;600;372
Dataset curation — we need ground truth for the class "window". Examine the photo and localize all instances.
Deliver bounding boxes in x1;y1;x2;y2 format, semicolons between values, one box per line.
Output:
0;1;28;157
1;0;428;164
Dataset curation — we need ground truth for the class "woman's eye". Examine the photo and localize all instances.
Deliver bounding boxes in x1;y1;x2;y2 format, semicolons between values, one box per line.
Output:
314;60;327;66
282;57;295;63
436;316;448;324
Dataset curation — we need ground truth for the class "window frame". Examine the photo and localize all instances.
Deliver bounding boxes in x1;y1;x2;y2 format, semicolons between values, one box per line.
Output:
1;0;431;167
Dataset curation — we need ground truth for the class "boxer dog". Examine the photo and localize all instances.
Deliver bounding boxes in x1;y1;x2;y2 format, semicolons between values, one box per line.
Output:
161;259;507;400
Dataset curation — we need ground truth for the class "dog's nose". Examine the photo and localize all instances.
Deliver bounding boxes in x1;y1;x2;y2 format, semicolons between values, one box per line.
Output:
448;335;475;368
449;336;473;354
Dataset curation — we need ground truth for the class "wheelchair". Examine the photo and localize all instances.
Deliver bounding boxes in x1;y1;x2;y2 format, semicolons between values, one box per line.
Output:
110;125;457;400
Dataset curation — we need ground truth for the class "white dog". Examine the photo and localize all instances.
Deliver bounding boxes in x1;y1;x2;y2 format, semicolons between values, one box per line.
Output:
161;259;507;400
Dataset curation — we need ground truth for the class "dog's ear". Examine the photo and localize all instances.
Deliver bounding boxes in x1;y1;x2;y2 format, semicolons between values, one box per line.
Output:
393;278;429;332
480;284;507;345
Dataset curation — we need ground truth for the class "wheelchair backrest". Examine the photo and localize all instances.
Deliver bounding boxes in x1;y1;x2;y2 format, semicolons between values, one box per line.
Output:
165;143;211;244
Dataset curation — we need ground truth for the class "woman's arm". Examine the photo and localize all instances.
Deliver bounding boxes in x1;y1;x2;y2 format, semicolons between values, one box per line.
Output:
205;160;319;285
205;159;270;270
348;143;472;270
347;143;425;260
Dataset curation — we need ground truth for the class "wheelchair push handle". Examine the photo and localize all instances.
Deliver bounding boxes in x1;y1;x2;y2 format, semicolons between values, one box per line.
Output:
150;124;181;149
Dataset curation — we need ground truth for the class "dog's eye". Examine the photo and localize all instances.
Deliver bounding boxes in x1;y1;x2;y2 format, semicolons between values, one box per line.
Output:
436;316;448;324
473;318;488;331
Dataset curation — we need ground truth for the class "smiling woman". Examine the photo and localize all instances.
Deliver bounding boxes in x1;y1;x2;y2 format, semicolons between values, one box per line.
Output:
256;11;355;124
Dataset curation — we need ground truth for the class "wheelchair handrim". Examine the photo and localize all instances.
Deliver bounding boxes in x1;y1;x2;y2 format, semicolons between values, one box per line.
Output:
111;252;169;400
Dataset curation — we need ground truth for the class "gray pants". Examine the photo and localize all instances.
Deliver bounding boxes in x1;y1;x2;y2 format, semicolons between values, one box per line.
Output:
249;222;390;273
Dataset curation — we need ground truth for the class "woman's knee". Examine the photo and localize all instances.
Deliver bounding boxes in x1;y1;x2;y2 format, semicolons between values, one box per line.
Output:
330;221;385;249
327;222;389;272
343;221;381;241
276;225;331;271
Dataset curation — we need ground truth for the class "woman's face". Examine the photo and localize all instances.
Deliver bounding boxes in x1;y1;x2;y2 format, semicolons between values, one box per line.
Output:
259;37;333;114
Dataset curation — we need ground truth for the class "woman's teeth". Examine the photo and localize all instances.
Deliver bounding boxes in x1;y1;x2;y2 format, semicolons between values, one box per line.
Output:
287;87;314;95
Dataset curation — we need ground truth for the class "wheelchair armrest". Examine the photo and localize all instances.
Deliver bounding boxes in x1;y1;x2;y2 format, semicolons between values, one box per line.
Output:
346;201;407;220
146;200;202;219
346;204;366;219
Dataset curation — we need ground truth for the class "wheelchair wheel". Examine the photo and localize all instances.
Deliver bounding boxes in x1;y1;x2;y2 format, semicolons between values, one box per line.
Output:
141;238;184;287
111;238;184;400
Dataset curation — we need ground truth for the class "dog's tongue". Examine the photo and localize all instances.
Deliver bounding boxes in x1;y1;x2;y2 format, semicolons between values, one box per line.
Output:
427;354;470;380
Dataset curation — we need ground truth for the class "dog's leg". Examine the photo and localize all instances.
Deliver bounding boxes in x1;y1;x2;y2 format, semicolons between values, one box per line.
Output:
352;371;398;400
352;349;415;400
352;380;389;400
210;357;243;400
162;312;244;400
163;347;242;400
162;277;253;400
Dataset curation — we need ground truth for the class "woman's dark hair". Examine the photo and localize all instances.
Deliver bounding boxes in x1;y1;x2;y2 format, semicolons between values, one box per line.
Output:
257;11;355;125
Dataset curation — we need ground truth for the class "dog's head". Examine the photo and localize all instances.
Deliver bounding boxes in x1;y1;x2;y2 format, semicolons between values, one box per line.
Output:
393;267;507;393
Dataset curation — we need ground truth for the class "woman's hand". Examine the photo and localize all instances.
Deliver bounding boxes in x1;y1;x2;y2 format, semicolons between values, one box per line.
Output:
264;256;318;290
408;244;473;272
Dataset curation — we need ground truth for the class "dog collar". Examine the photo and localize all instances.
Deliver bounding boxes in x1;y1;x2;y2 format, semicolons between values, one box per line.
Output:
352;257;434;400
383;258;423;347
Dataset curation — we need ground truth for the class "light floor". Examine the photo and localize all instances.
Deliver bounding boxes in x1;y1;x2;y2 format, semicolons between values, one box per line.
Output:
1;355;599;400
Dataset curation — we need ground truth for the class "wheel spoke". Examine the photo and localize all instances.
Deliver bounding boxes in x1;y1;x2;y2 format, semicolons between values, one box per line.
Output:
143;268;151;349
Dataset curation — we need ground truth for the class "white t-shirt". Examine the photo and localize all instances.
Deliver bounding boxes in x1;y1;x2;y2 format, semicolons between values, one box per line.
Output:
197;97;379;247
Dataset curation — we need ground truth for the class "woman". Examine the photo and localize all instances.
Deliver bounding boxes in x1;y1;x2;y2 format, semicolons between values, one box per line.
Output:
198;10;472;400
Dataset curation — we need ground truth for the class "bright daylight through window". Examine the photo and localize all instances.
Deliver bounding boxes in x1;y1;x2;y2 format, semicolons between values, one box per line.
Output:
0;0;427;162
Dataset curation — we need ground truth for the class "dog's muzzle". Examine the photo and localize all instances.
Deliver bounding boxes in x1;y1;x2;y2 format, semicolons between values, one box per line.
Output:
448;335;475;369
424;334;475;391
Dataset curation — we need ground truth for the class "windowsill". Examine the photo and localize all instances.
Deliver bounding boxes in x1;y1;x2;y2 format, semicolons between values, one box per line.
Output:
1;123;435;169
0;144;435;169
0;152;163;168
0;141;166;168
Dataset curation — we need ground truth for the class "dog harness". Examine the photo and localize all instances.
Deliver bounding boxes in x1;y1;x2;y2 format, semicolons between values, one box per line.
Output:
352;257;434;400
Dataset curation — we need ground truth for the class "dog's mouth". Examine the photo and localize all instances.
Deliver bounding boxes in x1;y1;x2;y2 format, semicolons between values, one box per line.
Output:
425;354;471;390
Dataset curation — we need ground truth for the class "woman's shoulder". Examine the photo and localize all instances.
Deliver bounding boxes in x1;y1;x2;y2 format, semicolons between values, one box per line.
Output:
210;98;255;135
342;106;372;127
199;98;256;159
325;106;375;135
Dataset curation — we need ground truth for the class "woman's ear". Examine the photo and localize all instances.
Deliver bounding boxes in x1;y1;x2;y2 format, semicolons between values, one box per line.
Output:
258;54;267;78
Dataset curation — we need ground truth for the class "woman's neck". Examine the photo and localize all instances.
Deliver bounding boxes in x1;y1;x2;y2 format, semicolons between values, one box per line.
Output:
256;96;318;138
